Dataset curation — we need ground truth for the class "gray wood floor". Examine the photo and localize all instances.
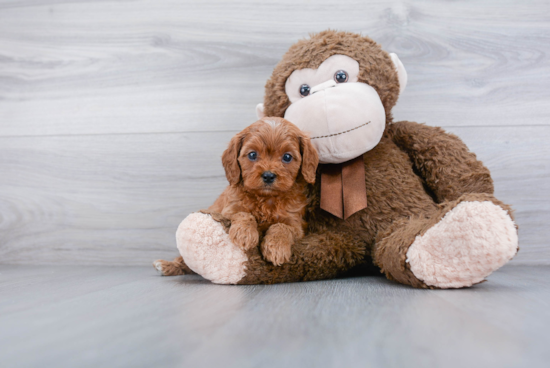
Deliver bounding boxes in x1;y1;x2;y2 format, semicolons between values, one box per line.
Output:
0;264;549;368
0;0;549;266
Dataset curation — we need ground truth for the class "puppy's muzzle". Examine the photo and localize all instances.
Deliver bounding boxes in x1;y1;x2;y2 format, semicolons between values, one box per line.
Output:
262;171;277;184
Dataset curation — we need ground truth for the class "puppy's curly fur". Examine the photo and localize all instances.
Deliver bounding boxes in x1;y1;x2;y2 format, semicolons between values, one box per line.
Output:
213;117;318;265
154;117;318;273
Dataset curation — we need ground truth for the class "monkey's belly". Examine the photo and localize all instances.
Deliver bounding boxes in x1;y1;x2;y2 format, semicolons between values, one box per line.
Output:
311;137;438;244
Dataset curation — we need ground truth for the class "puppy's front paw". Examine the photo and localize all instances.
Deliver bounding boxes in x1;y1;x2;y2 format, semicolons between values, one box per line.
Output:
229;221;259;251
261;224;293;266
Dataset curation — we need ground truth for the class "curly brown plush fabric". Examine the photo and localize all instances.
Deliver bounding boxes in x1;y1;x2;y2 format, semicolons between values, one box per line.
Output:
388;122;495;202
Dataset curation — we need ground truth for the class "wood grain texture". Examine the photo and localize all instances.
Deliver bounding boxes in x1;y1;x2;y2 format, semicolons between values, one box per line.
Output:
1;265;549;368
0;131;232;264
0;0;549;265
0;0;549;136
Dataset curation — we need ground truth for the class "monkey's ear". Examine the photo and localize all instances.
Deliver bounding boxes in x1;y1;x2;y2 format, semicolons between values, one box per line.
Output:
221;132;245;185
256;103;266;119
300;136;319;184
389;53;408;95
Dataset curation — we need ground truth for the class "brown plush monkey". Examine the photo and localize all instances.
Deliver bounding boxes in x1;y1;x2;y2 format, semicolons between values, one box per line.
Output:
157;30;518;289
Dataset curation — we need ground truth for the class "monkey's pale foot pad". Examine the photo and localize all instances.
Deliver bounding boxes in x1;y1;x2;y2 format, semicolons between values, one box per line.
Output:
406;201;518;288
176;212;247;284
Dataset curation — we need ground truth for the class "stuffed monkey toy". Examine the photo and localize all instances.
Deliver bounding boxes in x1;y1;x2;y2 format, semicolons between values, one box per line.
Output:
155;30;518;288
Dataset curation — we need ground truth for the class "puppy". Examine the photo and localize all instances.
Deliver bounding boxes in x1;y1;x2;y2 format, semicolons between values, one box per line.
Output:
154;117;318;275
211;117;318;265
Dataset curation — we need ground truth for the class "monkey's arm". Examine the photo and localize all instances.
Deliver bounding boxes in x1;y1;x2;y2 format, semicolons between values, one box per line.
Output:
389;120;494;202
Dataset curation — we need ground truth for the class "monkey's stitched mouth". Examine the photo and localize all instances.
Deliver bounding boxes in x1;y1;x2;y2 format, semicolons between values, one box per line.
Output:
310;121;371;140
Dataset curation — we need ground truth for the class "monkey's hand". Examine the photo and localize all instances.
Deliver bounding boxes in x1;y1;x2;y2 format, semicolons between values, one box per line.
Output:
229;212;260;251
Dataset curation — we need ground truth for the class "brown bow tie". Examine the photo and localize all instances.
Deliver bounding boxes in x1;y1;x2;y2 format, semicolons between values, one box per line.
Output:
320;155;368;220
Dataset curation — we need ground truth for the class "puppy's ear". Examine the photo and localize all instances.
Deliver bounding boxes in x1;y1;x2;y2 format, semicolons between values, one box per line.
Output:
222;131;246;185
299;135;319;184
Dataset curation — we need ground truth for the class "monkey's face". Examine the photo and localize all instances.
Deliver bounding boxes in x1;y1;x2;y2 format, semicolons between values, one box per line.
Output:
257;31;408;164
282;54;404;164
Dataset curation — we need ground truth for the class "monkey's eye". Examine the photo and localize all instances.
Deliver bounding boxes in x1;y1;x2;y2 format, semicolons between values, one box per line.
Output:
334;70;349;83
248;151;258;161
299;84;310;97
282;153;293;163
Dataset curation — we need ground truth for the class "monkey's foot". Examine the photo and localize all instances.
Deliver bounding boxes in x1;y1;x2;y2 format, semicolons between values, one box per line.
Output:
176;212;247;284
406;201;518;288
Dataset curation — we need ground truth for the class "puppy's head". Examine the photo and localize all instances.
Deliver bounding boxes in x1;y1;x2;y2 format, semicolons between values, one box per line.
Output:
222;117;318;194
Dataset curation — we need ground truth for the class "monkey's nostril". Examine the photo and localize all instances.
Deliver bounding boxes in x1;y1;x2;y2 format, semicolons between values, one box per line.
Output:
262;171;277;184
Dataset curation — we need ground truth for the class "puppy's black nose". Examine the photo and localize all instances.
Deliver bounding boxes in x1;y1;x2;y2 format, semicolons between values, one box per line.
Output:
262;171;277;184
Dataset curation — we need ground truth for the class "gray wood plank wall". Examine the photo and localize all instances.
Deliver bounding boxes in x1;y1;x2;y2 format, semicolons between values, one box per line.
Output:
1;0;549;265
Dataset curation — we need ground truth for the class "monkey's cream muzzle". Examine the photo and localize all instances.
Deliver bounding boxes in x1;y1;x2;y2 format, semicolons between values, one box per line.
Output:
284;81;386;164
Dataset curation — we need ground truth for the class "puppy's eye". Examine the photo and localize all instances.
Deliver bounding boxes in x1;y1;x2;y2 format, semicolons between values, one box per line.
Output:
334;70;348;83
299;84;310;97
248;151;258;161
282;153;292;163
